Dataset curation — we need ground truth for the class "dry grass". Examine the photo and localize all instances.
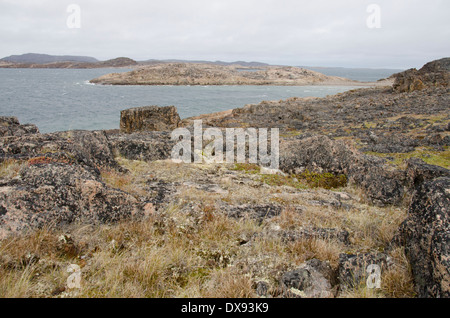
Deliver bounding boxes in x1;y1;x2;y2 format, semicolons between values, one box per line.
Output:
0;158;415;298
0;159;25;179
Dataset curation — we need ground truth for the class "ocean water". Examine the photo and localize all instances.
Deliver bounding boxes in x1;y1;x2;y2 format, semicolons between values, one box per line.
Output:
0;68;373;133
301;66;403;82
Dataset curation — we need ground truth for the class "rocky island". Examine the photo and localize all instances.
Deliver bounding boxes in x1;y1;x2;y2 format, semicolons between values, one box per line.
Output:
89;62;383;86
0;58;448;298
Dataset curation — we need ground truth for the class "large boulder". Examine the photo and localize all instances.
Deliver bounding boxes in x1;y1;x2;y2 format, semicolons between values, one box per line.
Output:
120;106;181;133
393;177;450;298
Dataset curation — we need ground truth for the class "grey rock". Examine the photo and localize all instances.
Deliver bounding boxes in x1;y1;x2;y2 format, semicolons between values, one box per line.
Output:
0;116;39;137
281;259;335;298
0;163;146;239
338;253;389;291
108;131;175;162
405;158;450;191
0;130;121;172
393;177;450;298
222;204;283;224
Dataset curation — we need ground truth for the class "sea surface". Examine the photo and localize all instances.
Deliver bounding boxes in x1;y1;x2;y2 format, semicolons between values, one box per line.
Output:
0;68;397;133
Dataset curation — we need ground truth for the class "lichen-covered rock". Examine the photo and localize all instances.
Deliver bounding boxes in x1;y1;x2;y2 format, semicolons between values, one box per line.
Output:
394;177;450;298
0;163;145;239
107;131;175;162
222;204;283;224
0;130;120;172
405;158;450;191
279;228;350;245
0;116;39;137
281;259;335;298
338;253;389;291
120;106;181;133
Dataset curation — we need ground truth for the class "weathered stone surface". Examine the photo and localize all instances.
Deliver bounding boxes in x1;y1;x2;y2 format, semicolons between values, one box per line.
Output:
405;158;450;191
0;116;39;137
0;163;145;239
393;177;450;298
338;253;389;290
281;259;335;298
0;130;120;172
120;106;181;133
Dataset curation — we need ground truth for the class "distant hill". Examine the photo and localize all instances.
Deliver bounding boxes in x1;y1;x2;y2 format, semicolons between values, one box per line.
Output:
0;55;137;69
140;59;269;67
0;53;99;64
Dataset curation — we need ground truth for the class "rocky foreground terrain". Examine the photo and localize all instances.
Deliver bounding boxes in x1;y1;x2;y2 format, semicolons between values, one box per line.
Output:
0;58;448;298
89;62;381;86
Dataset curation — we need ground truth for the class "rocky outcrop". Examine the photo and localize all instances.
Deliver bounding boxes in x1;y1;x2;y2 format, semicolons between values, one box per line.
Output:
0;162;148;239
0;128;158;238
0;130;121;172
0;116;39;137
405;158;450;191
120;106;181;133
392;177;450;298
393;57;449;92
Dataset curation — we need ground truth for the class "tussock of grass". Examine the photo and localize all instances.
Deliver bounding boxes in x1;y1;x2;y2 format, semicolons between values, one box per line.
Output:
0;159;25;179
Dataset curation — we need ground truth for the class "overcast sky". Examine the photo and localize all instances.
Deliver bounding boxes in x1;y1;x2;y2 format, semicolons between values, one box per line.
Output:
0;0;449;69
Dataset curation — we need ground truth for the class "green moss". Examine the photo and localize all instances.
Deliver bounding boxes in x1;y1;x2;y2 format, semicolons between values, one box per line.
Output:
297;170;348;190
280;129;302;138
363;121;377;129
232;163;260;174
365;147;450;169
260;173;308;190
232;164;347;190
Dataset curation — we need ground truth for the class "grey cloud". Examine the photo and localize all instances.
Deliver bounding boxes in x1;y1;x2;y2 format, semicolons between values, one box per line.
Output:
0;0;448;68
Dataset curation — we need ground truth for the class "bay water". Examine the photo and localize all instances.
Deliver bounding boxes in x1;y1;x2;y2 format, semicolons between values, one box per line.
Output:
0;68;391;133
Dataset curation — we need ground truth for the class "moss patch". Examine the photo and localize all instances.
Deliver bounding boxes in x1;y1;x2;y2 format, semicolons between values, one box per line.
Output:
232;164;347;190
365;147;450;169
